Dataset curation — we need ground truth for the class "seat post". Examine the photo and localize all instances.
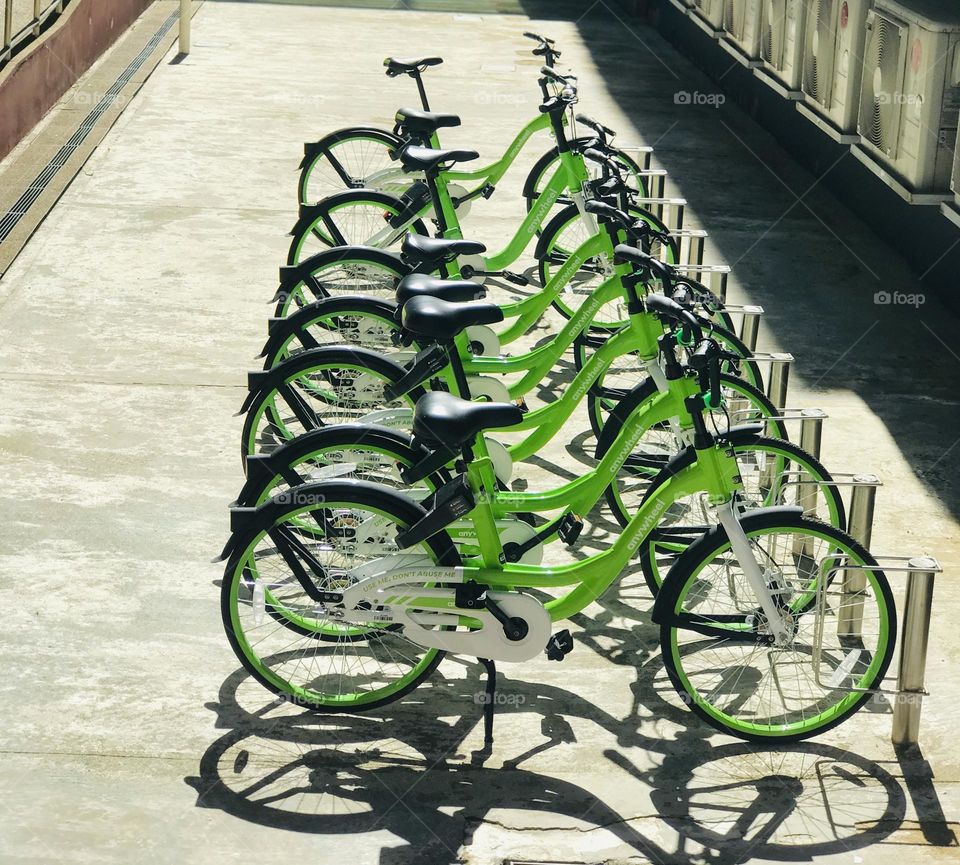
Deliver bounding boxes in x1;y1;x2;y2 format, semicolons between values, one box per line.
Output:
410;69;430;111
447;339;472;398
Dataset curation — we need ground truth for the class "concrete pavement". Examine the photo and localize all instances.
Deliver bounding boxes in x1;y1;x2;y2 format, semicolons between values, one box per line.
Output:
0;2;957;863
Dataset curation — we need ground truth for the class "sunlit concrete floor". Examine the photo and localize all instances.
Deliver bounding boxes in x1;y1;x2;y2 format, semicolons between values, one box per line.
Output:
0;2;957;864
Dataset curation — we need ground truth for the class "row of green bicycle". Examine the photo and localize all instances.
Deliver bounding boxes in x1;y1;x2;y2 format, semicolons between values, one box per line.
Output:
219;34;897;744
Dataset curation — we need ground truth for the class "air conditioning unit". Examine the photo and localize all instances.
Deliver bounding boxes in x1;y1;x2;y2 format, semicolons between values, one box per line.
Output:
853;0;960;203
756;0;807;97
721;0;764;66
797;0;872;142
691;0;725;34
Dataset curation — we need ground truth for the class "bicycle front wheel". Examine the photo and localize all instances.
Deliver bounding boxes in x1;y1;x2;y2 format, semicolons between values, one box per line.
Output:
657;511;896;742
538;203;678;331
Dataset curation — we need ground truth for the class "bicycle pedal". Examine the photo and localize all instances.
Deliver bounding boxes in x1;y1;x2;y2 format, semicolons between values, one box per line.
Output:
515;397;529;414
558;512;583;545
545;629;574;661
501;270;530;287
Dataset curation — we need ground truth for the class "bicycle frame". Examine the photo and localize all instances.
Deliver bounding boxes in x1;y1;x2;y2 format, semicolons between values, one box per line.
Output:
343;440;743;626
353;116;592;272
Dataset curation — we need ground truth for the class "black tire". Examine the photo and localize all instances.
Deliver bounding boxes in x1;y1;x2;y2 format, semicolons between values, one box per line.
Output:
536;203;679;331
274;246;410;317
221;480;460;712
522;137;647;218
236;423;453;508
240;345;427;470
654;510;896;742
298;127;405;205
260;294;418;369
287;189;430;264
593;373;788;458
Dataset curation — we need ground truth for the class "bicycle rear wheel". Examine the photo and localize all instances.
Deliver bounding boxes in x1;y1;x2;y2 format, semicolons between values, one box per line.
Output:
222;481;458;711
298;127;406;205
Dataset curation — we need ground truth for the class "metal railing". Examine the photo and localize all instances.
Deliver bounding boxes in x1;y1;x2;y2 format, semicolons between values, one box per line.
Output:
1;0;67;67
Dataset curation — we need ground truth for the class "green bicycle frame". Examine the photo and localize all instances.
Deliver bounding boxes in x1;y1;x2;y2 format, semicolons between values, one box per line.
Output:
426;130;590;273
390;436;743;624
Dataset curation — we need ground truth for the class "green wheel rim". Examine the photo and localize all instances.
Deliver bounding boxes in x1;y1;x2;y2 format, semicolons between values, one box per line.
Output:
667;524;892;739
226;501;444;709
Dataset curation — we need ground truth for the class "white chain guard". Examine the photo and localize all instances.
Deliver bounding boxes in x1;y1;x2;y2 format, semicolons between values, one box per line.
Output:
396;590;550;662
465;326;501;356
458;253;486;277
497;519;542;565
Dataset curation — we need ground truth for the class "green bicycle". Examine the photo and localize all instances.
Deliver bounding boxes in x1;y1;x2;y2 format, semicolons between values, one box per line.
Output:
220;337;895;742
238;247;774;467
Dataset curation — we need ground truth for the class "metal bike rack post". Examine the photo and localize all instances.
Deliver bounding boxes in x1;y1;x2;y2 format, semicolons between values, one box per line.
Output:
837;474;881;637
677;230;707;267
766;357;790;411
675;263;729;300
3;1;12;51
641;169;666;202
33;0;42;36
798;408;826;515
739;306;763;352
619;145;653;172
179;0;191;55
636;197;686;232
891;557;939;746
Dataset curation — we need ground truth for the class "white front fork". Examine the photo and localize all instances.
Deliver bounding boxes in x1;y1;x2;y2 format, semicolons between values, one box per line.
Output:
714;500;792;644
643;358;688;444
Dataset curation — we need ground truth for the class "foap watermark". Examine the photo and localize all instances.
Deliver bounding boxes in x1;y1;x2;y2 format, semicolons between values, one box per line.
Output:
874;290;925;308
875;91;921;106
474;690;526;706
273;489;327;506
474;92;527;106
674;90;725;108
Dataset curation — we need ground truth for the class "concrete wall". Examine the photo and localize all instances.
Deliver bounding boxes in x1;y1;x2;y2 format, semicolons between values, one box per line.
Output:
0;0;153;160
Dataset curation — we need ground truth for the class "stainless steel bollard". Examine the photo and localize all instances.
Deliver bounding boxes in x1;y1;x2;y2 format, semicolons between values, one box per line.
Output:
684;232;704;268
3;1;12;50
739;306;762;353
891;558;937;746
179;0;191;55
798;408;826;515
767;357;790;411
837;475;879;637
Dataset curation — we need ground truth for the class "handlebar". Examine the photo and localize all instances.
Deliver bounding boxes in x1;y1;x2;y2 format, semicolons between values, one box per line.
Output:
688;338;723;409
540;65;575;85
524;31;555;45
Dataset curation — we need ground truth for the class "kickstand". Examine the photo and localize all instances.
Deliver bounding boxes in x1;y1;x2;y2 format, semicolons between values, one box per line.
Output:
480;657;497;746
471;658;496;766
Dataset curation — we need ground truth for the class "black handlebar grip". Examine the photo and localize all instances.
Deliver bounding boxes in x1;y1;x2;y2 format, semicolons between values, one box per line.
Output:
690;339;722;408
540;65;565;83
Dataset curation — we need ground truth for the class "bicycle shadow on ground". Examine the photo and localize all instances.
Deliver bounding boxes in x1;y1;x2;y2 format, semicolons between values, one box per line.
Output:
186;643;934;865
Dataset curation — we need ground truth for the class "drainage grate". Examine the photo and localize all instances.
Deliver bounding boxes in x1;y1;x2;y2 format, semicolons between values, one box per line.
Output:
0;7;180;244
